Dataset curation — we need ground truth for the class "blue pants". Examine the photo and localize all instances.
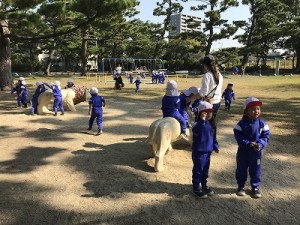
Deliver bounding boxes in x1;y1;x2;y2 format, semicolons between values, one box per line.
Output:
17;96;27;107
179;108;189;127
163;110;186;133
31;97;38;114
89;110;103;130
224;99;232;109
53;96;64;115
236;149;262;189
192;151;211;191
135;85;140;93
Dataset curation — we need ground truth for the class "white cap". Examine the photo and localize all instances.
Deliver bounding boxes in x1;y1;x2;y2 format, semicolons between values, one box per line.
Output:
53;80;61;86
21;80;26;85
137;76;141;80
243;97;262;110
182;86;199;96
165;80;178;96
18;77;25;81
36;81;43;86
89;87;98;94
68;79;74;83
198;101;214;113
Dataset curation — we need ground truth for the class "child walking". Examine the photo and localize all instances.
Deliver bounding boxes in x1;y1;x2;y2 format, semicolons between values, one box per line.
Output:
43;80;64;116
11;77;28;108
192;101;218;198
222;83;235;110
31;81;46;115
134;76;142;93
161;80;188;141
87;87;106;135
233;97;270;198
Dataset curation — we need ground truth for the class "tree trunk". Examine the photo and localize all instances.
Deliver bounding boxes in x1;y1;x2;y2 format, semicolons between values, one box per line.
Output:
0;23;13;91
45;48;56;76
81;28;89;76
295;45;300;72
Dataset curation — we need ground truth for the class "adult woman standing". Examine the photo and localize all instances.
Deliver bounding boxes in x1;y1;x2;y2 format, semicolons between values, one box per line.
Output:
188;55;223;150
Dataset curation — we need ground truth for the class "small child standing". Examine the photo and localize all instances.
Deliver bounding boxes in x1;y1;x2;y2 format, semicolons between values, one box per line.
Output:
87;87;106;135
192;101;218;198
129;72;134;84
234;97;270;198
43;80;64;116
222;83;235;110
134;76;142;93
161;80;188;141
31;81;46;115
11;77;28;108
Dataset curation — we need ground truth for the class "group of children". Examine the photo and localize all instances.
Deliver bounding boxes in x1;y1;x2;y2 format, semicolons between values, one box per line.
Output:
11;78;77;116
11;76;270;198
161;80;270;199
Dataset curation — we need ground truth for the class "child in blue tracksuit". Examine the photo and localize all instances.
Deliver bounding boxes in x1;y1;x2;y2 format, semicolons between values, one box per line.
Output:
43;80;64;116
11;77;28;108
179;86;199;128
87;87;106;135
234;97;270;198
192;101;218;198
222;83;235;110
134;76;142;93
161;80;188;140
129;73;134;84
31;81;46;115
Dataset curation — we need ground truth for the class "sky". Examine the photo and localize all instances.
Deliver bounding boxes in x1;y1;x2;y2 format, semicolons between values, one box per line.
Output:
135;0;251;50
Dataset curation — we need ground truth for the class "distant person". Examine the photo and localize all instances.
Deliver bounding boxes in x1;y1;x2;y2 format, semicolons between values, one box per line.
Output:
128;72;134;84
114;74;124;90
116;64;122;75
233;66;239;75
65;79;75;89
87;87;106;135
134;76;142;93
234;97;270;198
192;101;218;198
222;83;235;110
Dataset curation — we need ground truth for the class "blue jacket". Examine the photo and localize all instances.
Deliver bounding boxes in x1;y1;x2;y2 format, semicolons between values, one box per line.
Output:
161;95;180;115
222;88;235;100
192;119;218;152
32;87;46;99
89;95;105;113
44;82;62;98
234;118;270;151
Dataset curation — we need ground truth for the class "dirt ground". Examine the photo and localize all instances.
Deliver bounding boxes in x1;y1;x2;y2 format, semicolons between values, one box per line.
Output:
0;75;299;225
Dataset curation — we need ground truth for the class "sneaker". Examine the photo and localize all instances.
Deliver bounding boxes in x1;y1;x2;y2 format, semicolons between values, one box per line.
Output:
87;128;92;130
237;187;246;196
180;133;189;141
203;186;215;196
53;113;57;116
96;129;103;135
252;188;262;198
193;190;208;199
61;113;64;115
